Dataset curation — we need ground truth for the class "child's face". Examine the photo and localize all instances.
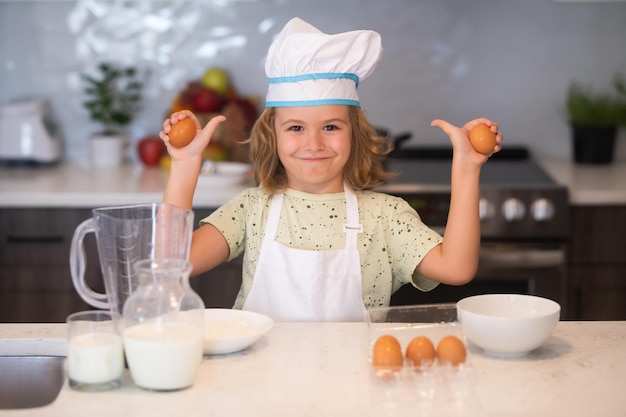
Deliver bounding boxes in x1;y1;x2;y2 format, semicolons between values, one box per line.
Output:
274;105;352;194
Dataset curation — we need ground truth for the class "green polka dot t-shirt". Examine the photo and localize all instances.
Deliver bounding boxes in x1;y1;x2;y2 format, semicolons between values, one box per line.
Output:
201;186;442;310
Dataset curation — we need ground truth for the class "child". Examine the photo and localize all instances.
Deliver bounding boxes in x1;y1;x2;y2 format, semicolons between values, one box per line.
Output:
159;18;502;322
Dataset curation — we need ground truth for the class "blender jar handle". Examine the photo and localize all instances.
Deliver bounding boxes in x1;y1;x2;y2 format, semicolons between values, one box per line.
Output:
69;218;109;310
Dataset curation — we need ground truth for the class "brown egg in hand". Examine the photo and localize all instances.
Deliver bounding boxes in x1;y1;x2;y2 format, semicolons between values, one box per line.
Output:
436;335;467;366
168;118;197;148
372;335;403;370
469;123;497;155
406;336;435;367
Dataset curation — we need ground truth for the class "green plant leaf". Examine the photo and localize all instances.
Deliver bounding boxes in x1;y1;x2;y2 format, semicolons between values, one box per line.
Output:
566;73;626;128
81;62;143;134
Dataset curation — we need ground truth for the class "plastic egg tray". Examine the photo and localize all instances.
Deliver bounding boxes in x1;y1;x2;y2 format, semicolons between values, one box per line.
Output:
366;303;482;414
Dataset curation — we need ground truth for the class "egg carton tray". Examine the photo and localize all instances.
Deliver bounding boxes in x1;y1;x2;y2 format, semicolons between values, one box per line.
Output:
367;303;465;352
366;303;482;414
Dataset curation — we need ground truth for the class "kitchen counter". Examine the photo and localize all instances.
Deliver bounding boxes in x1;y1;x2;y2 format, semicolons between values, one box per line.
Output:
1;158;625;208
0;321;624;416
0;163;250;208
537;157;626;206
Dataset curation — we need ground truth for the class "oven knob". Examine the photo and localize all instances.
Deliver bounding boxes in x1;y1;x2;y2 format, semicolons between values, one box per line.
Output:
478;198;495;221
502;198;526;221
531;198;555;222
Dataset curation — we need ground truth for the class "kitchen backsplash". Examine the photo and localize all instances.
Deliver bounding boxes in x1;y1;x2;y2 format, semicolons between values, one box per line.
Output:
1;0;625;163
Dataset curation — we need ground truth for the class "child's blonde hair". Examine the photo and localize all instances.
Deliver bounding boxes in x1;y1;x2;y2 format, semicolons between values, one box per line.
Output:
249;106;394;194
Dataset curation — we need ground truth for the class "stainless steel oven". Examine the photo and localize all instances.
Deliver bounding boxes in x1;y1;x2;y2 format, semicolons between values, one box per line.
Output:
377;147;570;317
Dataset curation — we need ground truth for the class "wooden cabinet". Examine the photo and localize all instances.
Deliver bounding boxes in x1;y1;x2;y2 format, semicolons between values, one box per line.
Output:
0;208;98;322
191;209;242;309
0;207;241;323
567;206;626;320
190;257;241;308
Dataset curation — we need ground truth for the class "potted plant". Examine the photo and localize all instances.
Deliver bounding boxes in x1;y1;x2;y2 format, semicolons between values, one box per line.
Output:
82;62;143;167
566;73;626;164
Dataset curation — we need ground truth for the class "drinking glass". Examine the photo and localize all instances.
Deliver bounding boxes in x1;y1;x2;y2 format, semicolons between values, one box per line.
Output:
67;310;124;391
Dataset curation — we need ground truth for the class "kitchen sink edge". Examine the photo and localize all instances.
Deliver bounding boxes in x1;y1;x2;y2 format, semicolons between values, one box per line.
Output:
0;324;67;410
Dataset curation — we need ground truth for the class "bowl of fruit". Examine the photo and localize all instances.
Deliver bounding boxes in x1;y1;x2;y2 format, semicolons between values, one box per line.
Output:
165;67;259;165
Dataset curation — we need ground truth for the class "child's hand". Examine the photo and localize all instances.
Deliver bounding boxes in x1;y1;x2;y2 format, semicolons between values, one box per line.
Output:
159;110;226;161
430;118;503;165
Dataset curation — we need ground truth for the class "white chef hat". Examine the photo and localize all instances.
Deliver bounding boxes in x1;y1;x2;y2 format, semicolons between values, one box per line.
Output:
265;17;383;108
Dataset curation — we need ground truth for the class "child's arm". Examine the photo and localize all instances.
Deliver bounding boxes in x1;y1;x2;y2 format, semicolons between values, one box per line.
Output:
415;118;503;285
159;110;229;275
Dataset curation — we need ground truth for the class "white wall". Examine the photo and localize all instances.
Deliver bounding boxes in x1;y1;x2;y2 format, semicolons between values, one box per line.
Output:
1;0;625;163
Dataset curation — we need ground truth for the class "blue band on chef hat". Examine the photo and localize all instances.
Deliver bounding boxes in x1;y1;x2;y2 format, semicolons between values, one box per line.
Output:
266;98;361;107
268;72;360;87
266;72;361;107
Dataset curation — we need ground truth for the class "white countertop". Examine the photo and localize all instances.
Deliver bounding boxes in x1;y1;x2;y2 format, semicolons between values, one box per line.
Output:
1;158;625;208
1;321;625;417
537;157;626;206
0;163;249;208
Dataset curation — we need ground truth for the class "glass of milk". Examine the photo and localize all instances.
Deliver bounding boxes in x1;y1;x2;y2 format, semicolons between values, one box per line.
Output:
67;310;124;391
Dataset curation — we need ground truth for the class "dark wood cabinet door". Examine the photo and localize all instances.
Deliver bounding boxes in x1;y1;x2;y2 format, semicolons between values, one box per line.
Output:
191;255;242;309
569;206;626;263
0;207;242;322
569;267;626;320
568;206;626;320
1;208;103;322
191;208;242;308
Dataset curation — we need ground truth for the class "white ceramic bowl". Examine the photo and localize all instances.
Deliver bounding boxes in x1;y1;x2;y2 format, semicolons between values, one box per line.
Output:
203;309;274;355
197;162;252;188
456;294;560;357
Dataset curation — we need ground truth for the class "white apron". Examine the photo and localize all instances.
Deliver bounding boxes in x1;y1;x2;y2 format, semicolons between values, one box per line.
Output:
242;183;368;322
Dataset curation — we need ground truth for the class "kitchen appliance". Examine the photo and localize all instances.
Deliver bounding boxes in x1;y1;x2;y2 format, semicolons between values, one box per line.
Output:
0;98;63;165
69;203;194;330
377;146;570;317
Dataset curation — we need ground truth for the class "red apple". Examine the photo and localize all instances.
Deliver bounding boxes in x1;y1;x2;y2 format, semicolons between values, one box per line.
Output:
176;81;202;108
137;136;166;166
192;87;222;113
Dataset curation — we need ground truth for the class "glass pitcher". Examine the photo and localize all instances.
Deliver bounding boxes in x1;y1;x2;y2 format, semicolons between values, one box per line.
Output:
122;258;205;391
69;203;194;324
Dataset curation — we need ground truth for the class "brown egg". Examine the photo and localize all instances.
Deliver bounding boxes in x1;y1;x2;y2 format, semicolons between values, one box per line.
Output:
169;118;197;148
469;123;496;155
372;335;403;370
406;336;435;367
436;335;467;366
